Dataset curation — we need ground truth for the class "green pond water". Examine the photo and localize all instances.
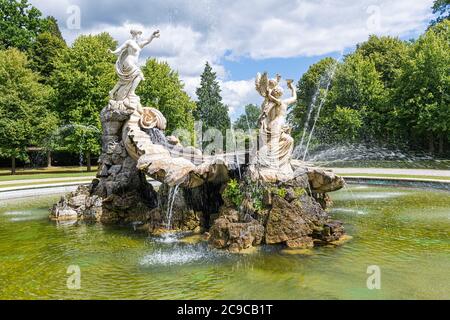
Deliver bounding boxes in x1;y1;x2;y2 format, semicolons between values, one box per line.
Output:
0;185;449;300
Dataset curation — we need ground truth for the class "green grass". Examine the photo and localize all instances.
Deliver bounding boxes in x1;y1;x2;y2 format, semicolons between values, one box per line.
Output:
0;179;93;189
0;171;95;182
342;173;450;181
0;166;98;176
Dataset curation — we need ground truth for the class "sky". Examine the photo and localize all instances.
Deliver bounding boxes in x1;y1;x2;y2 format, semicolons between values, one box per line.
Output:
29;0;434;120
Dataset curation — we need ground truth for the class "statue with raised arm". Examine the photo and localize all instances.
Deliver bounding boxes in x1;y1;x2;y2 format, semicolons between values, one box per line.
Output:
253;73;297;181
109;29;160;110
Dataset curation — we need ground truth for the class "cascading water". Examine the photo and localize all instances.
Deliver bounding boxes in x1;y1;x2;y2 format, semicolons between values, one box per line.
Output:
293;51;343;161
165;184;180;230
229;124;242;179
304;143;441;169
297;69;326;156
302;63;338;161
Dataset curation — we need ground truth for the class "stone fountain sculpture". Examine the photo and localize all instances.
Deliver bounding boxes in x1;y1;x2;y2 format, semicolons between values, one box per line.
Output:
51;30;347;252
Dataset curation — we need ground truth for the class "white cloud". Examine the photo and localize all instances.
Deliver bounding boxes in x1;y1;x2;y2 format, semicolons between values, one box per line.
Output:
30;0;434;117
220;79;261;118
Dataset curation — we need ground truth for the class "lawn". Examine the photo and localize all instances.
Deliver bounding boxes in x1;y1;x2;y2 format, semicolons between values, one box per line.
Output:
0;167;97;181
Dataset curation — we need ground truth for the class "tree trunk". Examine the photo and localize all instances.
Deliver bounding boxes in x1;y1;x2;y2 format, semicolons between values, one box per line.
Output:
86;151;91;172
428;133;435;154
438;134;444;155
11;156;16;175
47;150;52;168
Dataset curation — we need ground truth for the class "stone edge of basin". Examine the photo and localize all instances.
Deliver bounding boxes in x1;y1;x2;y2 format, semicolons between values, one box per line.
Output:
344;176;450;191
2;176;449;194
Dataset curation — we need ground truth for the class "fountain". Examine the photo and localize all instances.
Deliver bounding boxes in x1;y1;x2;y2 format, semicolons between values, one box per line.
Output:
50;30;347;252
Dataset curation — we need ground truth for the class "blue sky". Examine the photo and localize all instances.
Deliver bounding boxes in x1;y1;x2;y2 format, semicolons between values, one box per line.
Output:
30;0;434;120
223;53;343;82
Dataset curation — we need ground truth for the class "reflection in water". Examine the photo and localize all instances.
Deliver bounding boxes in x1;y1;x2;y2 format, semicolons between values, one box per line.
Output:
0;186;449;299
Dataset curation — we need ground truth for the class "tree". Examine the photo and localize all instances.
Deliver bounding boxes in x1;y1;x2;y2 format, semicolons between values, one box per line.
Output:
138;58;196;135
233;104;260;131
195;62;231;136
394;20;450;154
431;0;450;26
50;33;117;170
355;35;409;89
0;48;58;174
28;15;66;82
324;106;363;143
288;57;336;141
0;0;48;51
41;16;65;42
29;31;67;82
326;53;386;142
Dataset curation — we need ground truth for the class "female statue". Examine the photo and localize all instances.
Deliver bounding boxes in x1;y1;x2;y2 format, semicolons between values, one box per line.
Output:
255;74;297;176
109;29;160;106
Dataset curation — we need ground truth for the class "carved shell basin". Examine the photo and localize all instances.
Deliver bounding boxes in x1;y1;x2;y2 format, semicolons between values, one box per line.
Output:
139;107;167;130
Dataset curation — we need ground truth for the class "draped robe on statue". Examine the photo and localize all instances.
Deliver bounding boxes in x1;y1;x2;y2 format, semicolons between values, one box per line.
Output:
109;43;144;104
255;99;294;181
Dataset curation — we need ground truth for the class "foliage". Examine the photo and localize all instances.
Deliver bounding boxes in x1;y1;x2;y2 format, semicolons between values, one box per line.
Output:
394;20;450;152
329;53;385;113
294;188;306;197
233;104;260;131
288;22;450;154
249;182;264;212
29;31;67;82
355;35;409;89
195;62;231;136
222;179;244;208
41;16;65;42
431;0;450;26
329;53;386;141
274;187;287;198
289;57;336;141
327;106;363;142
0;0;49;51
50;33;117;156
138;58;196;134
0;48;58;161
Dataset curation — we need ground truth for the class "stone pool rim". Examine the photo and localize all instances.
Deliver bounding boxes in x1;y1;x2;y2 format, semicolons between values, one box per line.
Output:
1;176;449;201
344;176;450;191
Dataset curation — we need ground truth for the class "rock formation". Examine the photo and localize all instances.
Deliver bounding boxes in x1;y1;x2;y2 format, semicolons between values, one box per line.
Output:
50;32;347;252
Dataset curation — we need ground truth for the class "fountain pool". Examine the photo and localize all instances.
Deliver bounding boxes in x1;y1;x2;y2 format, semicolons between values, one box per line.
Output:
0;185;449;299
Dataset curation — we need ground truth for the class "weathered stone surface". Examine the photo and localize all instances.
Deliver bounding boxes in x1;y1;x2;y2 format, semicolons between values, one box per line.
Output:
50;185;103;221
286;236;314;249
313;220;345;243
50;106;159;224
313;193;333;210
291;195;328;230
209;207;264;252
228;221;264;253
208;178;346;251
265;196;312;244
305;167;345;193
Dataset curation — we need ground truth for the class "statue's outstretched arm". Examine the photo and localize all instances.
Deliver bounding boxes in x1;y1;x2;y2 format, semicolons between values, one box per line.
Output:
110;41;129;55
283;82;297;106
139;30;160;48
